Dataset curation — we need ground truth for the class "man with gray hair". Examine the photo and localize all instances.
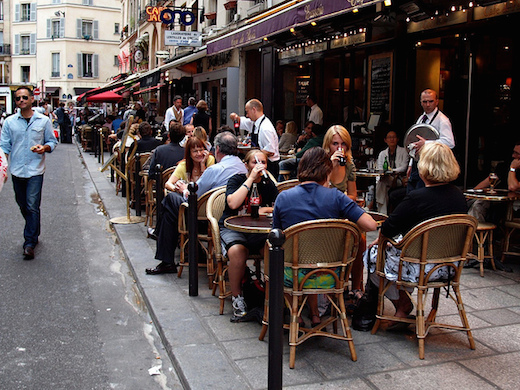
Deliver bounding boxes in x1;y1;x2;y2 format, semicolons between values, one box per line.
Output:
146;132;247;275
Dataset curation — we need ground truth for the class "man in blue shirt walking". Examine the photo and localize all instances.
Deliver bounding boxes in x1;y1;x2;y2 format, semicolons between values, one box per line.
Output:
0;86;57;260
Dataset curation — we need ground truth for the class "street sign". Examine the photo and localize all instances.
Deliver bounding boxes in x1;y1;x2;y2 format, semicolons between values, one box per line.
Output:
155;51;170;59
34;87;41;100
165;31;202;47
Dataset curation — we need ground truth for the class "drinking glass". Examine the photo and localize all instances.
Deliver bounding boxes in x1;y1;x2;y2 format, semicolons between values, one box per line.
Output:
488;172;498;194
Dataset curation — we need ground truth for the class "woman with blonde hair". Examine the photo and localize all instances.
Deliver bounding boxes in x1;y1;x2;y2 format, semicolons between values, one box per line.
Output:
322;125;357;200
193;126;212;151
278;121;298;153
366;143;466;323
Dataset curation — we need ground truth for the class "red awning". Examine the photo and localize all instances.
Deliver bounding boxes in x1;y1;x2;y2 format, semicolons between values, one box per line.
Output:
77;87;124;103
133;84;164;95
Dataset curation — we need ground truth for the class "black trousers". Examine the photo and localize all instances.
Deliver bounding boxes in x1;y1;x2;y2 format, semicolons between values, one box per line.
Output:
267;159;280;179
155;191;184;264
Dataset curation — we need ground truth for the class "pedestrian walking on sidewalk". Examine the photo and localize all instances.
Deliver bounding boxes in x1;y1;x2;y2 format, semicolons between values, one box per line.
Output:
0;86;57;260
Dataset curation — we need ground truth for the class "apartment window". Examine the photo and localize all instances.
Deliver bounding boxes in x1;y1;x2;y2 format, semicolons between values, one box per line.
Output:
114;23;120;34
52;0;61;3
21;3;31;21
83;0;93;5
21;35;30;55
82;21;92;38
0;1;4;21
52;53;60;77
21;66;30;82
77;53;98;78
83;53;92;77
53;20;60;37
114;55;119;66
0;62;6;84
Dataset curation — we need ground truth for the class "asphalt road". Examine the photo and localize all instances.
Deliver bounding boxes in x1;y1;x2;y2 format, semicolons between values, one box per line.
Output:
0;143;182;389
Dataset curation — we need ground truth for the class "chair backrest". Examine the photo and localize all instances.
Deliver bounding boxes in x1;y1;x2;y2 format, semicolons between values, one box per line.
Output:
206;188;227;258
379;214;477;285
178;186;226;234
161;166;176;183
276;179;299;193
281;219;361;290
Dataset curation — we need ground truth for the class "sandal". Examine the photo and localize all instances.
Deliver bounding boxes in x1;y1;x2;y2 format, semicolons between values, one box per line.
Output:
311;315;321;327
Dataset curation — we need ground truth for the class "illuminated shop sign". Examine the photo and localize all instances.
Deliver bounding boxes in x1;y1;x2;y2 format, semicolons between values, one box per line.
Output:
146;6;195;26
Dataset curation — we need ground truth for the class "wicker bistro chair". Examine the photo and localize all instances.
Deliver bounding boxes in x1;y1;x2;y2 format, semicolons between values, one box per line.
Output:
259;219;362;369
144;166;176;228
177;186;225;288
276;179;299;193
371;214;478;359
501;201;520;262
127;152;152;209
206;188;264;314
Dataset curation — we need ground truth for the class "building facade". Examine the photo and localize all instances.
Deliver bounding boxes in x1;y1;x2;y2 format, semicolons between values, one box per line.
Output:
8;0;121;111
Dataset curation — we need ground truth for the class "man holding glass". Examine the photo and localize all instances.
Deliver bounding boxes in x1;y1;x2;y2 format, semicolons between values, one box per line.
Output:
0;86;57;260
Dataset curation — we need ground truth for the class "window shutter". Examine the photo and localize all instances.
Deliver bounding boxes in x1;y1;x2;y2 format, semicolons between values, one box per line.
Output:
77;53;83;77
60;18;65;38
77;19;82;38
15;4;20;22
47;19;51;38
93;54;99;78
30;34;36;55
30;3;37;21
14;35;20;55
93;21;99;40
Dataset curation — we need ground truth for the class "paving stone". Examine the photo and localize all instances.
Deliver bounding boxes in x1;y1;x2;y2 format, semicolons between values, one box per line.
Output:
459;351;520;390
207;314;266;342
299;340;407;379
461;286;520;311
222;337;269;360
471;308;520;326
472;324;520;353
235;355;322;389
459;270;517;289
284;377;372;390
383;331;494;366
435;312;491;330
497;283;520;299
366;362;496;390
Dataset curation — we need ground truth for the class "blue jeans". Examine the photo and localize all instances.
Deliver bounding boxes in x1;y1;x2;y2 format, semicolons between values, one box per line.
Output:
12;174;44;248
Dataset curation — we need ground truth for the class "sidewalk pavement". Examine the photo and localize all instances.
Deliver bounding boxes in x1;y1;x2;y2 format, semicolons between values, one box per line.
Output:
81;147;520;390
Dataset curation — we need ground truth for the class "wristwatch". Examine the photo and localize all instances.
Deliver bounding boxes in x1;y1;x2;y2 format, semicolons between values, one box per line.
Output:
511;167;517;172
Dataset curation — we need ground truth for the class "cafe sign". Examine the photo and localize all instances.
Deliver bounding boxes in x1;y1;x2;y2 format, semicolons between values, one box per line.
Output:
146;6;196;26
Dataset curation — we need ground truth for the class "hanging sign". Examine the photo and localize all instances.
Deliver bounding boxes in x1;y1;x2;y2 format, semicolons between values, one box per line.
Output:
146;7;196;26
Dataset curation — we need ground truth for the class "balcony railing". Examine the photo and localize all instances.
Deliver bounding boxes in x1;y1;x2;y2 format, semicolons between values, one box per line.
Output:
0;44;11;55
51;71;60;77
20;48;30;55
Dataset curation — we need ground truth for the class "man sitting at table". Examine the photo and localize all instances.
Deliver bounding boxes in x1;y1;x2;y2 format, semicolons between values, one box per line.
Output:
148;121;186;178
375;130;409;214
145;132;247;275
273;147;377;326
468;140;520;223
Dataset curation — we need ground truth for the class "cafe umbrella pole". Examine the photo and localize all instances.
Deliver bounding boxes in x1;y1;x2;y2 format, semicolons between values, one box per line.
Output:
268;229;285;390
188;182;199;296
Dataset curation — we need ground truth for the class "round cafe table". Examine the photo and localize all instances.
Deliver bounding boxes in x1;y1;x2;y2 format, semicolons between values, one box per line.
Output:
224;214;273;234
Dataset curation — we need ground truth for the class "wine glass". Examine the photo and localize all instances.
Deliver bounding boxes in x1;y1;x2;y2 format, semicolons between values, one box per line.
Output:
488;172;498;194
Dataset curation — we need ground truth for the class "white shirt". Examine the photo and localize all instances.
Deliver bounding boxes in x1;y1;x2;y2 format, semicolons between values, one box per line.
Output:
308;104;323;125
415;108;454;149
377;145;409;173
164;106;184;130
239;114;280;162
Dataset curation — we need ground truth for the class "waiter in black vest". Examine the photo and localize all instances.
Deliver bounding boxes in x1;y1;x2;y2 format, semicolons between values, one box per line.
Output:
407;89;455;192
230;99;280;177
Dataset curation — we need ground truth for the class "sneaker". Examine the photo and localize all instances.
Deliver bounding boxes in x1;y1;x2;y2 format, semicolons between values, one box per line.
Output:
231;295;247;321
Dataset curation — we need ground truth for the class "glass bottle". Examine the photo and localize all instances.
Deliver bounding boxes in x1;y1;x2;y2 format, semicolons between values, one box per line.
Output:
250;183;260;218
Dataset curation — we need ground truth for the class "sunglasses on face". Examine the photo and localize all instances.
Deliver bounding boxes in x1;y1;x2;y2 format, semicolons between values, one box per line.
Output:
15;95;30;102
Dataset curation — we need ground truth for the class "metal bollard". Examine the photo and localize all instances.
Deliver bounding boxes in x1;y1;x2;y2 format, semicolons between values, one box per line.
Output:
134;153;142;216
268;228;285;390
188;182;199;297
155;164;164;228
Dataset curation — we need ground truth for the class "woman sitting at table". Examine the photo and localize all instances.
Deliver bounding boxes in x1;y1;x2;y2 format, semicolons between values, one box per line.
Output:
323;125;366;299
366;143;467;322
323;125;357;201
278;121;298;153
164;137;215;193
219;150;278;321
273;147;377;326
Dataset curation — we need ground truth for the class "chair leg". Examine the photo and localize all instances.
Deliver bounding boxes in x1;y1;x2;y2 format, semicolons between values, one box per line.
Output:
289;295;299;369
416;288;426;360
454;285;476;350
259;279;270;341
426;288;440;323
337;292;357;361
371;276;386;334
177;235;187;278
477;231;485;277
501;227;514;262
488;229;496;271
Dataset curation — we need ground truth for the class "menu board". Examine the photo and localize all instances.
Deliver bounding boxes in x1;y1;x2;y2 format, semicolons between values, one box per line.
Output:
368;53;393;121
295;76;311;106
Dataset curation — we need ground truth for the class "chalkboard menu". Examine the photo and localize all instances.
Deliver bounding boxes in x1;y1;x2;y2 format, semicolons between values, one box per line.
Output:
368;53;393;121
295;76;311;106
